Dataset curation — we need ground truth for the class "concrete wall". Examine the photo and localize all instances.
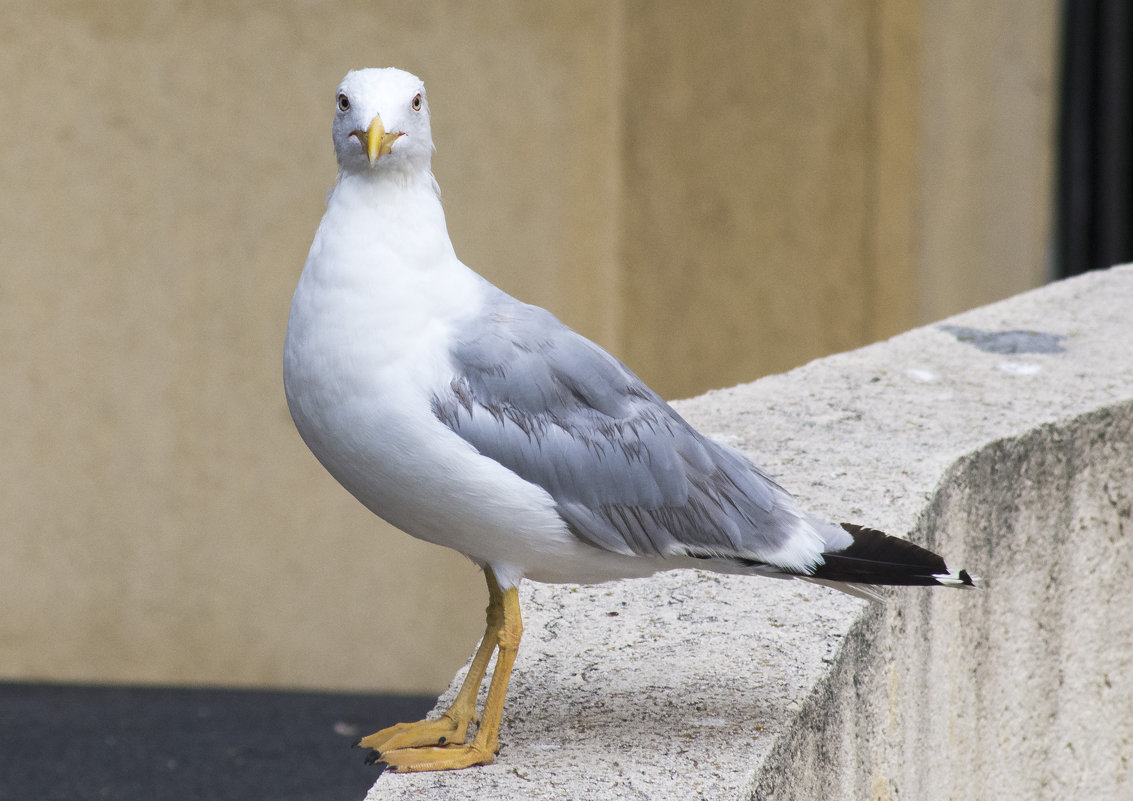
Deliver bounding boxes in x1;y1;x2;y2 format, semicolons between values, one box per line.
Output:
756;406;1133;800
367;266;1133;800
1;2;1058;692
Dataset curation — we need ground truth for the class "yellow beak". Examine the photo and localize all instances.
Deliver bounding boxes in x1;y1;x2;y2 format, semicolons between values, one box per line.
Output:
356;115;404;166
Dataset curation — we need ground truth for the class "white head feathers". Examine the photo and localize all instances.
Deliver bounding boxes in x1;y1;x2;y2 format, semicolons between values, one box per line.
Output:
332;68;435;177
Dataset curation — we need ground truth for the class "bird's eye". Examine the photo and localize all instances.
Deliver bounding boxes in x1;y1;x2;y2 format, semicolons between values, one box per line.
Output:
411;93;422;111
337;93;350;112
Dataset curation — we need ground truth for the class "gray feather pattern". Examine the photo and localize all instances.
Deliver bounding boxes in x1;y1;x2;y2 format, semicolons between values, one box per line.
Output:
431;291;806;564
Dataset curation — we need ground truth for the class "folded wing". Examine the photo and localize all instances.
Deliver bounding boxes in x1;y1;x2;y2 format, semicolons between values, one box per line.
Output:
431;291;828;573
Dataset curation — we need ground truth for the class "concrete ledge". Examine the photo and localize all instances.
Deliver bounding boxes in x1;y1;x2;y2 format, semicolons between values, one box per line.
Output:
367;265;1133;800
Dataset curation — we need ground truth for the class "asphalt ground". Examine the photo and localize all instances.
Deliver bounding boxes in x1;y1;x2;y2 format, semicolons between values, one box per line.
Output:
0;682;434;801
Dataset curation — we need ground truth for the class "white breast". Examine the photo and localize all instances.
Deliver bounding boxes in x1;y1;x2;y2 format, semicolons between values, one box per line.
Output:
283;178;586;582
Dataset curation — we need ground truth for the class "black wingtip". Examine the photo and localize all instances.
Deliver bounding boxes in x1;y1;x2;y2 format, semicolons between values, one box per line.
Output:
944;568;980;588
809;523;978;588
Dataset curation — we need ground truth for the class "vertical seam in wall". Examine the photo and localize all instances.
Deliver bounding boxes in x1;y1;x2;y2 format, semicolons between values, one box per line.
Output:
608;0;627;359
863;0;881;345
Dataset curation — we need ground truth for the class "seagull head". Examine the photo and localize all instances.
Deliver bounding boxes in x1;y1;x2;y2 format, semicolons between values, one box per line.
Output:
332;68;434;175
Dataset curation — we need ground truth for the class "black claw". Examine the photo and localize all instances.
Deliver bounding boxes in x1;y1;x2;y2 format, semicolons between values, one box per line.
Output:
351;738;363;749
363;750;384;766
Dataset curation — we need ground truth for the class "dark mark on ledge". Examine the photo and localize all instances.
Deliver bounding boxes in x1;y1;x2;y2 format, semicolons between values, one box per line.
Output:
939;325;1066;355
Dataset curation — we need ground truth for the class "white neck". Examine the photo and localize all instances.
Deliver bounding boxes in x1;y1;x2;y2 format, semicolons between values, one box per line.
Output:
316;168;457;275
297;165;485;342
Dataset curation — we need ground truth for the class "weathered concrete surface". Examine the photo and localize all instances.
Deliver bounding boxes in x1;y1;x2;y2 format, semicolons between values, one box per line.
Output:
366;265;1133;801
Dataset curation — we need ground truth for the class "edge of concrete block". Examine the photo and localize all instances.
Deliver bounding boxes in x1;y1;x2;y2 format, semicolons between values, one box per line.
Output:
366;265;1133;800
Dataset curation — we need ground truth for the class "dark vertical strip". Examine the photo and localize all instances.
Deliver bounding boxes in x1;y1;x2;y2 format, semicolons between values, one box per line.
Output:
1057;0;1133;277
1096;0;1133;269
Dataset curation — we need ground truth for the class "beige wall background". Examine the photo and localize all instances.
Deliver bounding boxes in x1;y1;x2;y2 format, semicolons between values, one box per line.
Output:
0;1;1057;693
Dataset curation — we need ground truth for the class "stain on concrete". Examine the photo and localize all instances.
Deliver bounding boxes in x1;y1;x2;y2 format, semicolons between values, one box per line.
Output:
939;325;1066;354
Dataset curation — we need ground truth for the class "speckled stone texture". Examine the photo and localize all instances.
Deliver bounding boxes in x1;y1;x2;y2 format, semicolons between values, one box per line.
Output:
367;265;1133;801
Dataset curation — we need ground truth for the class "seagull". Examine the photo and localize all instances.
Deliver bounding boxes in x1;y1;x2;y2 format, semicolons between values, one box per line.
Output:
283;67;977;774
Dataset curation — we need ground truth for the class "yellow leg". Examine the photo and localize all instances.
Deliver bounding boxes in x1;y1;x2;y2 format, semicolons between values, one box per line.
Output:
360;569;524;772
356;573;502;753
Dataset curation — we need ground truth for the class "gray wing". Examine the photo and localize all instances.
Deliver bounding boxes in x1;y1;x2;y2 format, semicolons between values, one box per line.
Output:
432;291;806;563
